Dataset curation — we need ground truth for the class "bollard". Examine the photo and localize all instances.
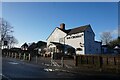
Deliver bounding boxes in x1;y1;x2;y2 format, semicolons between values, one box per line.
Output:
9;52;10;57
5;53;6;57
51;52;53;66
36;56;37;63
10;52;11;57
26;56;27;60
3;53;5;56
74;55;77;66
7;52;8;57
15;53;17;58
23;53;26;60
15;53;16;58
8;53;9;57
61;57;64;67
19;53;21;59
28;54;31;61
12;53;13;58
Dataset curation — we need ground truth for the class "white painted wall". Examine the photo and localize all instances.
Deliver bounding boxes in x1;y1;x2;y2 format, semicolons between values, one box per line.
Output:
47;26;101;55
65;32;85;55
47;28;66;48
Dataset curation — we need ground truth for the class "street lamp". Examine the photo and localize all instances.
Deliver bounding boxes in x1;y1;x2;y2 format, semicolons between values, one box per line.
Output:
114;46;120;54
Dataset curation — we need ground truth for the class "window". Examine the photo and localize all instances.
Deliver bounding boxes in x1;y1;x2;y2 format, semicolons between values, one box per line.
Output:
67;34;83;39
76;48;82;51
59;38;64;42
53;47;55;52
67;37;70;39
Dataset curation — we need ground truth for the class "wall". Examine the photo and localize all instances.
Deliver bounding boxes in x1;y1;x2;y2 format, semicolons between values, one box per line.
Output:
94;41;102;54
47;28;67;47
84;27;95;54
65;32;85;55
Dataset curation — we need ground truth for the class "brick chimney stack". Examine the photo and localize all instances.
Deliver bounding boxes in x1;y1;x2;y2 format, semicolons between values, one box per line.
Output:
60;23;65;30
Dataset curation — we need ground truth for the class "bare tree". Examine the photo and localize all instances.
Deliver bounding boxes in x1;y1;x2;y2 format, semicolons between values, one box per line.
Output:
100;32;112;45
0;18;13;41
0;18;18;48
6;35;18;48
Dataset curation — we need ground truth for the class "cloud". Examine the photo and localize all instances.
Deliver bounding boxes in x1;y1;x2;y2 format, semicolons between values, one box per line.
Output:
99;28;118;38
111;29;118;35
99;29;118;35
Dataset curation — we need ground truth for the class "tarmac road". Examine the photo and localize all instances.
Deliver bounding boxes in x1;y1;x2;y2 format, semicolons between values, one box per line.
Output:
2;57;120;80
2;57;76;80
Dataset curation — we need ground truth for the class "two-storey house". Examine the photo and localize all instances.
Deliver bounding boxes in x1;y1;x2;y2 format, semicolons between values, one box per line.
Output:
47;23;101;55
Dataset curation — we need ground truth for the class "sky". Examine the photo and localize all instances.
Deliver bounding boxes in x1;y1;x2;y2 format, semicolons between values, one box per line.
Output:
2;2;118;47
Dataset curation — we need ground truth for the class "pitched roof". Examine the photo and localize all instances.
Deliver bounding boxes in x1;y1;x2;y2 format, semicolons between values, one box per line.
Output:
46;24;91;40
50;42;63;47
46;27;69;40
57;27;71;34
21;43;28;48
28;42;37;49
68;25;90;35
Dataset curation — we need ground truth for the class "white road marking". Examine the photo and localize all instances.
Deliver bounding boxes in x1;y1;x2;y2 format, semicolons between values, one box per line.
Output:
8;62;19;64
44;68;54;72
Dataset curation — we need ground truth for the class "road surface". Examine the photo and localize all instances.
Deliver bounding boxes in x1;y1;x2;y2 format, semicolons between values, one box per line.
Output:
2;57;76;80
2;57;120;80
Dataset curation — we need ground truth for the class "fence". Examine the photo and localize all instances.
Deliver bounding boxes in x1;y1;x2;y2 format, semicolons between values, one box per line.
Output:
75;54;120;72
2;49;31;61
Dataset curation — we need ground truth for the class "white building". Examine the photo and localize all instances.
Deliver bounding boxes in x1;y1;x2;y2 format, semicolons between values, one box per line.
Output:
47;23;101;55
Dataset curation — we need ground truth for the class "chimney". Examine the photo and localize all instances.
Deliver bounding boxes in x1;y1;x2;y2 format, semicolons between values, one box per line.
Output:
60;23;65;30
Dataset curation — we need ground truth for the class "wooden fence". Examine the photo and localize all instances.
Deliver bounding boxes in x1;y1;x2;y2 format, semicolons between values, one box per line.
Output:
75;54;120;72
2;49;31;61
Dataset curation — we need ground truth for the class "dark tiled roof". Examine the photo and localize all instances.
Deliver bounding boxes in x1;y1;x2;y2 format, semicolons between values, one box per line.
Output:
47;24;91;40
50;42;63;46
102;45;108;47
95;41;102;43
21;43;28;47
57;27;71;34
68;25;90;35
28;42;37;49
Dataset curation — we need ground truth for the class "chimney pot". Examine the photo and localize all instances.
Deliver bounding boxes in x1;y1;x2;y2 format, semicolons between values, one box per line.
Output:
60;23;65;30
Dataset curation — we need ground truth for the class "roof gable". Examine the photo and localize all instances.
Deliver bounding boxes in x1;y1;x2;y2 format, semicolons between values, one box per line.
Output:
47;24;94;40
21;43;28;48
46;27;67;40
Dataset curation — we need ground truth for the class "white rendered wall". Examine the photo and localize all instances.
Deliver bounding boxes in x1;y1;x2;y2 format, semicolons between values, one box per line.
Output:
47;28;66;47
65;32;85;55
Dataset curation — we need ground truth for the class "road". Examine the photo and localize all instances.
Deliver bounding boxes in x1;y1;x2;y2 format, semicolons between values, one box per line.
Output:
2;57;76;80
2;57;120;80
